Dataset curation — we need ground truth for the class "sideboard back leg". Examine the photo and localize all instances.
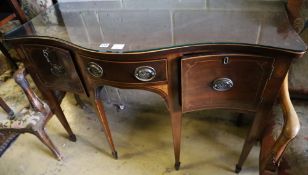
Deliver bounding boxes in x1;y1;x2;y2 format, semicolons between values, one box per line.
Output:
41;89;77;142
90;86;117;159
19;68;77;142
74;94;87;109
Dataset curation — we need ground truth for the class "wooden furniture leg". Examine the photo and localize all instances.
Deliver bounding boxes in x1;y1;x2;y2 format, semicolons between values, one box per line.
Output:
34;128;62;160
7;0;27;24
260;74;300;174
287;0;303;20
90;86;117;159
167;54;182;170
14;69;44;112
236;108;271;173
74;94;87;109
0;42;18;70
287;0;304;33
0;96;14;118
19;68;77;142
13;68;63;160
169;109;182;170
43;90;77;142
0;0;28;71
237;73;300;174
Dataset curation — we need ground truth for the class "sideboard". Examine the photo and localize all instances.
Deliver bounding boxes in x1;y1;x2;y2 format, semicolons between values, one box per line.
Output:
4;1;307;174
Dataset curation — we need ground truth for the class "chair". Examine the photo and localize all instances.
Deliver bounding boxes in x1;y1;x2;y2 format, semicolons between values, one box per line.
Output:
285;0;308;100
0;68;76;160
0;0;27;26
236;74;300;174
0;0;27;70
286;0;304;33
0;0;58;71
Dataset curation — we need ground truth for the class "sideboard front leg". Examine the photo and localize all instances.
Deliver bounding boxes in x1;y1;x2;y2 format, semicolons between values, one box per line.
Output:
236;107;271;173
166;54;183;170
90;86;117;159
169;108;182;170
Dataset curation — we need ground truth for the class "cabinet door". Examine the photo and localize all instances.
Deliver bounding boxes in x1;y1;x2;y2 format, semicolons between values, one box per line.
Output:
181;54;274;112
22;44;85;93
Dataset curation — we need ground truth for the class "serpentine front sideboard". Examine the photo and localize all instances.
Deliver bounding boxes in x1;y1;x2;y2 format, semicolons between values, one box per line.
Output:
4;1;306;174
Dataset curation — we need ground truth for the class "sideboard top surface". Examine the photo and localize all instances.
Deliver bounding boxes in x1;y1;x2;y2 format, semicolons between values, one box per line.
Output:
5;0;306;53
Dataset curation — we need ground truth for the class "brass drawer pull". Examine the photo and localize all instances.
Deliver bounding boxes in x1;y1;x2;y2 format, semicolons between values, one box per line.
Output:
87;62;104;78
134;66;156;82
212;78;233;91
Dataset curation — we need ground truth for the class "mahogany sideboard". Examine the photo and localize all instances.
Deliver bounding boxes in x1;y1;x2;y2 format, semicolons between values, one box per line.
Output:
4;1;306;174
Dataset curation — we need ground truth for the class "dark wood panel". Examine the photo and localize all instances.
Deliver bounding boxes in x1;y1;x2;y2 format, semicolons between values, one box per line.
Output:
21;44;85;93
181;54;275;112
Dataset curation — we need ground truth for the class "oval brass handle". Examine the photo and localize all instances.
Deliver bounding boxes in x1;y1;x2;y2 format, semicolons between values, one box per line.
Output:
87;62;103;78
212;78;233;91
134;66;156;82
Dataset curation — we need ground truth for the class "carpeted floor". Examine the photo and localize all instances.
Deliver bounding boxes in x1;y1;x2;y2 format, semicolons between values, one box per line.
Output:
0;132;19;157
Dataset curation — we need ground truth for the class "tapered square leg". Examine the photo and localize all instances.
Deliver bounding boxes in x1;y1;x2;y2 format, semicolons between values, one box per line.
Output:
91;87;117;159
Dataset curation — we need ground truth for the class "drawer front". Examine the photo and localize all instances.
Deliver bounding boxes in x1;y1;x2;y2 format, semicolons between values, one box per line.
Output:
22;44;85;93
181;54;274;112
80;56;167;85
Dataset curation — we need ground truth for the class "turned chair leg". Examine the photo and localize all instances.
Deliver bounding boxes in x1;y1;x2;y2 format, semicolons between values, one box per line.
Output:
34;128;62;160
91;87;117;159
14;68;64;160
14;68;76;142
0;97;15;119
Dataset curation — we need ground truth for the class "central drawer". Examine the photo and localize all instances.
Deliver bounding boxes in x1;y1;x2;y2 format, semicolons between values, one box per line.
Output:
79;55;167;85
181;54;274;112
